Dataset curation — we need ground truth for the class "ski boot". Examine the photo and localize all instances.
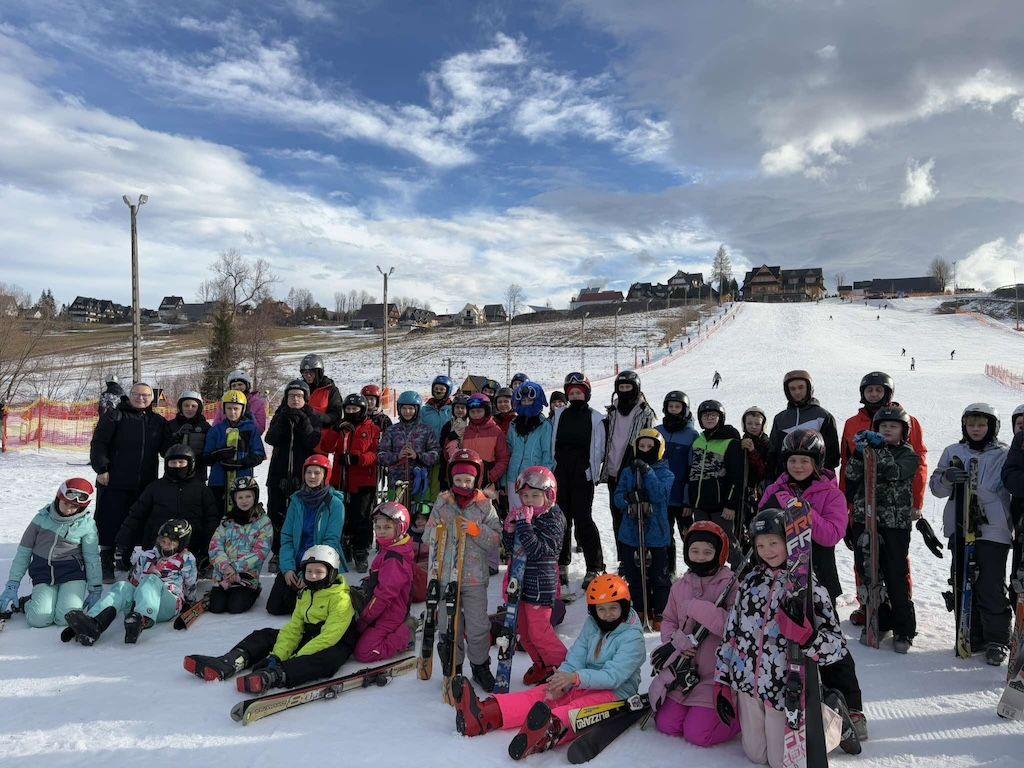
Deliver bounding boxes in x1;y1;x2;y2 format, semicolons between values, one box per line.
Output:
558;565;569;588
471;661;496;693
183;647;250;681
582;571;601;591
849;710;868;741
236;665;288;694
823;689;862;755
100;548;115;585
986;643;1009;666
522;663;555;686
63;606;116;646
849;607;866;627
893;635;912;654
507;701;566;760
354;550;369;573
123;611;152;644
451;674;503;737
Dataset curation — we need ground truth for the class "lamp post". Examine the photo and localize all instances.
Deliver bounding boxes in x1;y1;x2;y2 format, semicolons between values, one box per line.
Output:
645;299;651;366
122;194;148;384
613;306;622;374
377;265;394;391
505;313;513;384
580;312;590;374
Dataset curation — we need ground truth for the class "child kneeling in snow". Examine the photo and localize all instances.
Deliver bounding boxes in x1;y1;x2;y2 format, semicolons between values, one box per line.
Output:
63;519;197;645
351;501;417;663
183;545;358;692
207;477;272;614
1;479;101;628
648;521;740;747
714;508;858;768
450;574;645;761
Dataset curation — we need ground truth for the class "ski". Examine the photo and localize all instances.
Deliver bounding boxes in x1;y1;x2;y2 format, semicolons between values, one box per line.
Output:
997;537;1024;718
567;693;648;734
224;426;240;516
440;526;467;704
862;447;882;648
173;594;210;631
0;610;10;632
633;467;654;632
493;528;527;694
230;656;416;724
566;700;649;764
417;522;447;680
956;458;980;659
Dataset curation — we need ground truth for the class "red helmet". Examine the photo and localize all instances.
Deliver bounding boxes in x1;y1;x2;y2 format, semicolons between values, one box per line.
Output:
371;501;411;538
57;478;95;509
563;372;592;402
303;454;331;474
447;448;485;489
361;384;382;399
514;466;557;505
683;520;730;567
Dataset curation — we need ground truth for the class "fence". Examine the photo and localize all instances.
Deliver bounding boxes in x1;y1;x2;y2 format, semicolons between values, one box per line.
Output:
985;364;1024;392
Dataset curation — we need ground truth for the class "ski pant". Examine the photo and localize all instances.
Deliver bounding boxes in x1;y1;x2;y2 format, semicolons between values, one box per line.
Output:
439;582;491;667
210;486;228;519
949;535;1011;647
555;466;604;571
265;572;300;616
24;580;86;628
851;521;914;612
851;523;916;638
344;488;376;562
354;616;413;663
665;505;693;574
208;584;261;614
818;653;862;712
517;603;568;669
621;544;670;617
737;692;842;768
654;699;739;747
607;475;627;567
495;686;616;740
267;481;291;557
95;486;143;547
91;575;178;624
693;508;742;569
236;624;358;688
811;542;843;607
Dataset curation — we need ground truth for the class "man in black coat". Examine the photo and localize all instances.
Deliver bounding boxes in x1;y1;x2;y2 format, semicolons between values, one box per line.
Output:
89;382;169;581
766;369;841;478
1001;429;1024;603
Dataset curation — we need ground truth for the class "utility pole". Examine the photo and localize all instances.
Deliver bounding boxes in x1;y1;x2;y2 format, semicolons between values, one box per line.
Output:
645;300;651;366
122;194;148;384
505;314;513;384
377;265;394;391
579;312;590;374
613;306;622;375
443;356;465;379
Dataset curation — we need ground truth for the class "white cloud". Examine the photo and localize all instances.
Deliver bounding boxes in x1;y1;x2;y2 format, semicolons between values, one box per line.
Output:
900;158;937;208
957;235;1024;289
1013;99;1024;124
815;44;837;61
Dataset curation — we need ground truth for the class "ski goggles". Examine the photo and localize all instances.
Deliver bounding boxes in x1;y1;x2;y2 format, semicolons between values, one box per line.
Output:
515;384;540;401
63;488;91;504
564;372;587;385
514;466;556;494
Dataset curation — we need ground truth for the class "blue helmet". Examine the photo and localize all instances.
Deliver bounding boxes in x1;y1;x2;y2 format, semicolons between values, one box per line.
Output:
511;372;528;388
431;375;455;399
514;380;547;418
397;390;422;420
466;393;492;419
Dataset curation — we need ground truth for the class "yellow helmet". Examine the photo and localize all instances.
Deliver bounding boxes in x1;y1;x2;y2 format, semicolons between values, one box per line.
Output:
634;428;665;461
222;390;248;407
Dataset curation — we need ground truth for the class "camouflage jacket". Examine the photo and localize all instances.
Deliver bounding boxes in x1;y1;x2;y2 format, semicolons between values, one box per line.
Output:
844;443;920;529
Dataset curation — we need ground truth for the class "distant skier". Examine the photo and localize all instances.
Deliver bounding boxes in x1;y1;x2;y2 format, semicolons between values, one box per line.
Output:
712;371;722;389
950;350;956;360
876;315;880;320
901;348;906;357
910;358;916;371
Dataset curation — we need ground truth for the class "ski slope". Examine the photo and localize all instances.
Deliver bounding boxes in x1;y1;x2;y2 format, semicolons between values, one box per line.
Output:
2;299;1023;767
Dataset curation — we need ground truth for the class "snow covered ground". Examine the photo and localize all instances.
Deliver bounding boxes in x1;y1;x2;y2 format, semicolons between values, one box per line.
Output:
2;299;1023;766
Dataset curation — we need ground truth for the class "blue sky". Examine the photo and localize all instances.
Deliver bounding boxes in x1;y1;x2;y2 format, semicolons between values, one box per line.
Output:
2;1;1023;311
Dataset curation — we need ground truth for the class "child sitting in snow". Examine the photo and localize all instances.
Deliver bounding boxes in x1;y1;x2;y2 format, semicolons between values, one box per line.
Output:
207;477;272;614
1;479;101;628
63;519;197;645
450;574;645;760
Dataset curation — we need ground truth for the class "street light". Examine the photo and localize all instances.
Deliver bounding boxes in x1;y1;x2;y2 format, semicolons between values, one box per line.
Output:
580;312;590;374
613;306;622;375
377;265;394;392
122;194;148;384
644;299;651;366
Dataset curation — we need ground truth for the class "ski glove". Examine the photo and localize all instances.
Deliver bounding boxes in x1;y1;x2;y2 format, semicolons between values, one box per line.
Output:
854;431;885;451
776;596;815;647
715;684;737;726
625;489;648;506
943;465;969;484
83;585;103;611
207;447;236;463
114;548;131;573
650;641;675;672
916;518;945;558
253;654;282;672
631;459;651;475
0;581;19;613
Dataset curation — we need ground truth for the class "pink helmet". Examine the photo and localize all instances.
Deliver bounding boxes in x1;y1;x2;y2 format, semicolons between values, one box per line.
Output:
57;478;96;509
514;466;557;504
371;501;411;538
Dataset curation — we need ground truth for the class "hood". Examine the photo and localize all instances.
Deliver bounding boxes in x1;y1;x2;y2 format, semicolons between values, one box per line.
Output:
704;423;741;440
46;501;88;526
786;396;821;409
377;535;416;564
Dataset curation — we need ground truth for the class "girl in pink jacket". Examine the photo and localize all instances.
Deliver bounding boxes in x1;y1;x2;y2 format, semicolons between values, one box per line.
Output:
353;502;417;663
648;521;740;747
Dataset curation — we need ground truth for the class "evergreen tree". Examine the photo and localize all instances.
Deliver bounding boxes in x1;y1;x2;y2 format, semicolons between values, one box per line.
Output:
200;299;236;400
38;289;57;319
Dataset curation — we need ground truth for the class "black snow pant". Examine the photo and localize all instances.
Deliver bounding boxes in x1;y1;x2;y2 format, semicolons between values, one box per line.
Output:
555;466;603;571
235;623;359;688
208;584;261;615
267;480;294;557
266;573;300;616
621;544;670;617
949;536;1011;647
345;488;376;562
607;475;626;568
665;505;693;574
813;542;863;712
95;486;143;547
693;507;743;569
850;523;916;638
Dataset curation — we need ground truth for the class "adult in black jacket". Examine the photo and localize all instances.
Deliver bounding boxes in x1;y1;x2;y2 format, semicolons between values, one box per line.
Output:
299;354;344;429
113;444;219;569
766;369;840;477
89;382;169;581
164;390;211;481
1001;429;1024;602
264;380;322;559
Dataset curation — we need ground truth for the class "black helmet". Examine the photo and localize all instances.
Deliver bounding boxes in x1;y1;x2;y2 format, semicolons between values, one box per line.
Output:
614;370;640;391
663;390;690;418
697;399;725;425
156;518;192;554
781;428;826;470
872;405;910;441
452;392;470;410
749;507;787;541
859;371;894;406
164;444;196;478
299;354;324;373
343;393;368;421
284;378;311;402
230;475;261;504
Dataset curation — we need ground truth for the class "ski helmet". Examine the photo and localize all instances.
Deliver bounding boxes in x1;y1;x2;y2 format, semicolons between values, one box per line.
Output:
156;518;192;554
303;453;331;482
961;402;1000;441
284;378;311;402
299;544;340;591
177;390;204;412
697;399;725;426
371;501;411;539
872;405;911;441
783;369;813;403
858;371;894;406
466;393;492;419
549;390;567;407
741;406;767;429
448;448;485;489
1013;403;1024;432
781;428;826;470
563;372;592;402
451;392;470;413
57;478;95;510
222;389;247;407
663;390;690;419
683;520;730;570
343;393;368;421
614;370;640;392
586;573;631;632
361;383;382;402
633;428;666;462
483;379;500;394
224;369;252;393
105;373;119;386
511;372;528;388
495;386;515;401
230;475;261;505
514;466;557;504
749;507;787;541
397;390;422;421
513;381;547;417
299;354;324;373
431;375;455;399
164;443;196;479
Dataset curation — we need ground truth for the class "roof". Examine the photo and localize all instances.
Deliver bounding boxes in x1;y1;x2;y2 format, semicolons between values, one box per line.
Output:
483;304;505;312
573;290;623;302
868;276;942;293
159;296;184;309
354;303;399;318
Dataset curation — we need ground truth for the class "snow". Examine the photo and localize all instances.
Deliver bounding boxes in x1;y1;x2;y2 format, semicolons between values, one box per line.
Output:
2;300;1024;766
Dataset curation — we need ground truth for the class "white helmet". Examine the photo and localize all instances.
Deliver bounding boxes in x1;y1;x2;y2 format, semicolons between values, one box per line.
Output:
961;402;1000;439
177;390;204;408
299;545;341;590
224;369;252;393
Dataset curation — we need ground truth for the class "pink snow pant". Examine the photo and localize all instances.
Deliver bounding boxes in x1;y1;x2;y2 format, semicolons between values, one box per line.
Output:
353;620;412;663
738;692;842;768
496;686;617;742
654;698;740;747
517;604;567;668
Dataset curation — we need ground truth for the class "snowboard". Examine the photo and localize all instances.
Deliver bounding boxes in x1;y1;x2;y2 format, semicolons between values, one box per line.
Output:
173;594;210;630
493;528;527;694
861;448;882;648
417;522;447;680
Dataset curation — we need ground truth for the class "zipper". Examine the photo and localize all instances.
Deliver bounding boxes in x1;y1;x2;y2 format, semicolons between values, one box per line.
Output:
47;521;65;584
752;572;780;694
696;440;709;508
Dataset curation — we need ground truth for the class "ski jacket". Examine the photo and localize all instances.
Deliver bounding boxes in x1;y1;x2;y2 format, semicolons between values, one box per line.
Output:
279;488;347;575
500;505;565;607
377;419;439;488
494;411;516;436
356;536;415;633
129;546;198;610
504;416;554;490
208;507;273;584
614;460;674;548
844;444;920;530
307;374;344;430
649;566;738;710
265;402;322;492
8;503;101;589
460;418;510;486
425;491;501;588
657;416;699;506
559;609;646;700
89;401;169;491
715;564;847;711
930;441;1012;545
212;391;268;435
438;418;468;490
273;576;355;660
164;413;212;477
115;473;220;554
1002;431;1024;529
317;419;381;493
840;403;928;509
687;424;744;514
766;398;840;476
202;418;266;488
759;470;848;548
369;410;393;434
419;400;452;442
742;432;771;499
98;382;125;417
600;396;657;482
551;404;606;483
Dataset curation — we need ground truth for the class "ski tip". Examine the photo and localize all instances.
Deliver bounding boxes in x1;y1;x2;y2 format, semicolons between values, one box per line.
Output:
229;702;246;723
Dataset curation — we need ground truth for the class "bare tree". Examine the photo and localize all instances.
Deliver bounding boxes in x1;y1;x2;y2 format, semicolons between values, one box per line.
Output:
199;249;277;314
286;287;315;313
929;257;953;292
711;245;733;304
237;302;281;394
833;272;847;293
0;283;50;403
504;283;525;319
334;291;349;318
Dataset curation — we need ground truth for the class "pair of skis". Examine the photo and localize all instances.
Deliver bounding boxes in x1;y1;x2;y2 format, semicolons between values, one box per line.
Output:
173;593;210;630
860;448;884;648
998;527;1024;718
417;522;448;680
417;519;468;703
563;694;650;763
630;467;654;632
493;528;527;693
952;457;981;659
